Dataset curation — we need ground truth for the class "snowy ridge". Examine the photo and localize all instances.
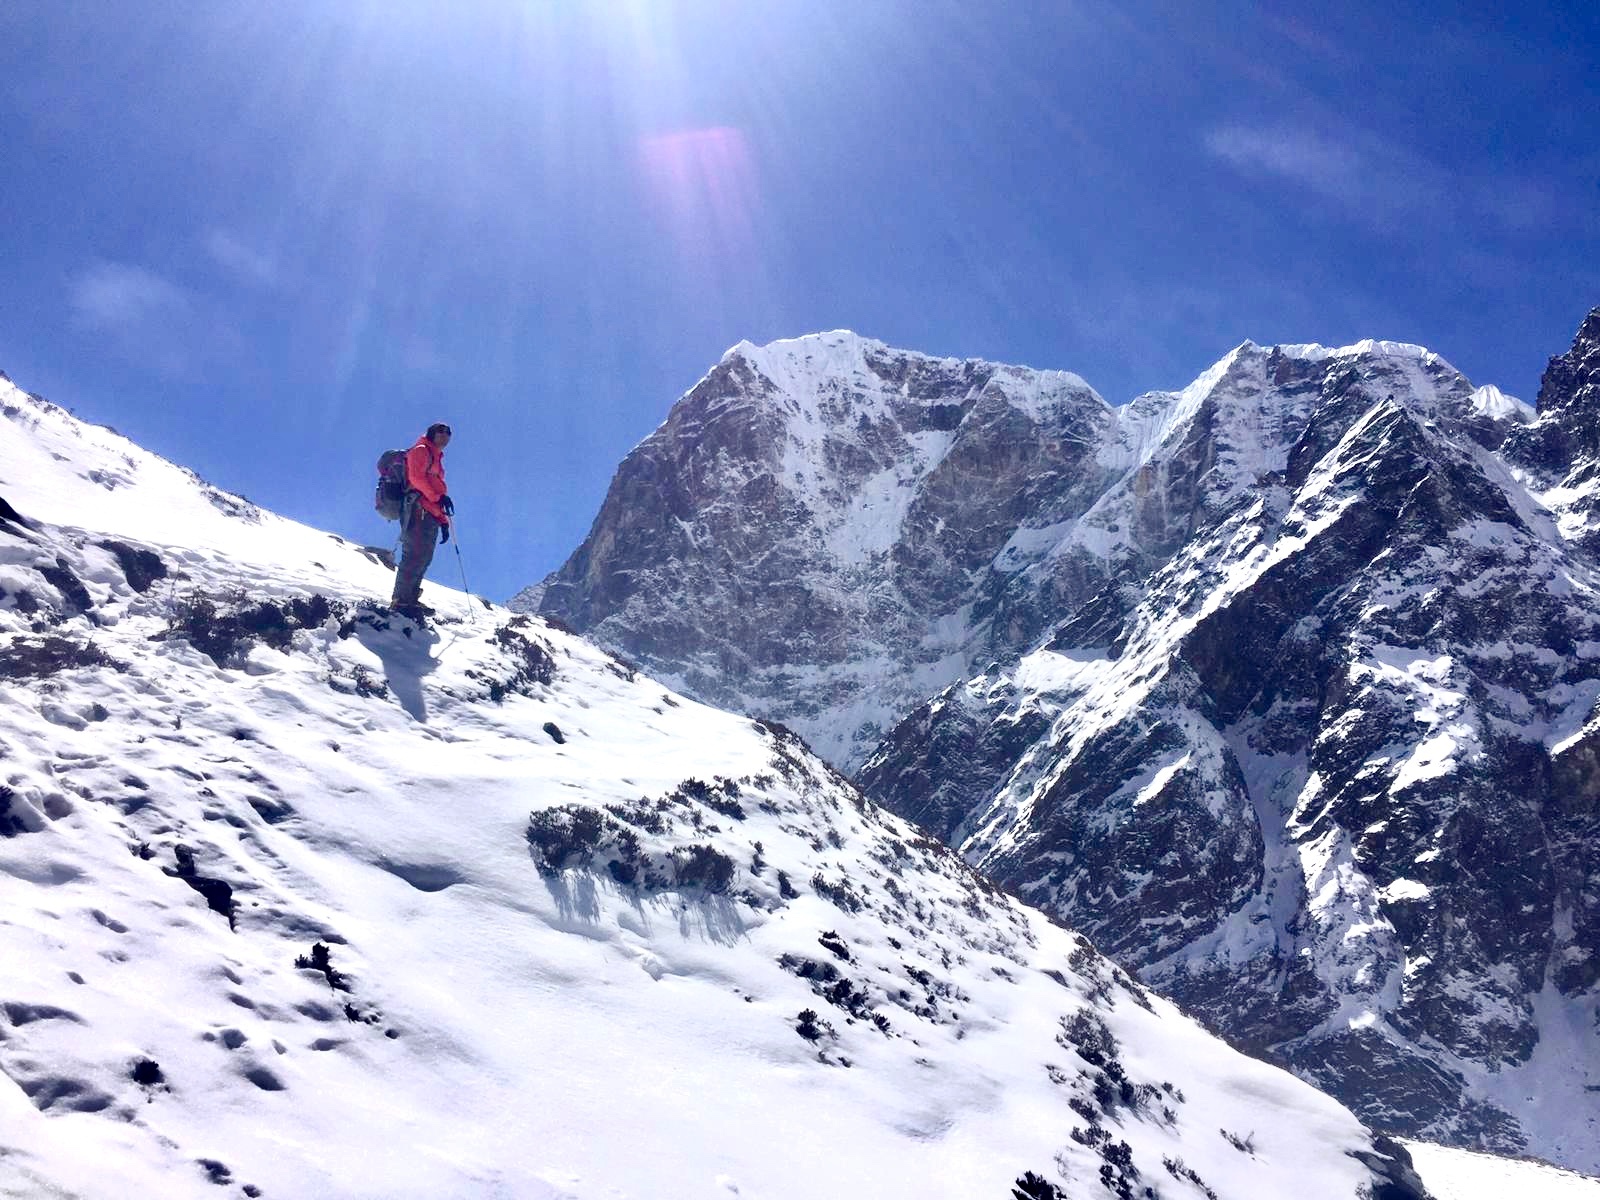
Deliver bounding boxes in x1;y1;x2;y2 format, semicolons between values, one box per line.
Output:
0;379;1433;1198
1100;343;1247;473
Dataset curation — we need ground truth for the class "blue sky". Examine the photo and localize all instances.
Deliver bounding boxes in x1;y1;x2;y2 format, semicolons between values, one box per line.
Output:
2;1;1596;602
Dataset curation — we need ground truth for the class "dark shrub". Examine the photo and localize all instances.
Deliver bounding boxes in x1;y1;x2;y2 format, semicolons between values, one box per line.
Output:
491;618;557;690
166;845;235;929
673;844;735;893
158;591;347;667
606;856;638;885
295;942;350;992
1058;1009;1119;1068
811;873;864;913
818;931;851;961
1221;1128;1255;1154
778;955;841;985
526;807;609;870
0;786;24;837
1011;1172;1066;1200
678;778;713;803
287;594;341;627
528;804;739;897
39;558;93;612
0;636;122;679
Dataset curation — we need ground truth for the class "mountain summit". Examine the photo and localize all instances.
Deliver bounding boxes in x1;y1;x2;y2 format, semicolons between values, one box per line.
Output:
519;313;1600;1172
518;331;1126;768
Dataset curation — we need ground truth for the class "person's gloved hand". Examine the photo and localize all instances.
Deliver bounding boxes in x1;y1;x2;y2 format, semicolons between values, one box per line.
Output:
439;524;451;544
440;494;455;516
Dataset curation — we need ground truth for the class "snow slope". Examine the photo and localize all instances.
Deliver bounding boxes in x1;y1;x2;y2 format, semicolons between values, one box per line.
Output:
0;379;1426;1198
1402;1142;1600;1200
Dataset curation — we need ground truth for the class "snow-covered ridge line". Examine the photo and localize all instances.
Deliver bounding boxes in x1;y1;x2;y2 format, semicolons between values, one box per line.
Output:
1266;337;1448;365
0;376;387;591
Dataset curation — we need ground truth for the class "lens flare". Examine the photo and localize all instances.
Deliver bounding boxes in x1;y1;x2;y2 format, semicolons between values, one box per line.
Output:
638;126;760;260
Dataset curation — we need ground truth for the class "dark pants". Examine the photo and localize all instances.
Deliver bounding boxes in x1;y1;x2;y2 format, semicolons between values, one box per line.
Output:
392;494;442;608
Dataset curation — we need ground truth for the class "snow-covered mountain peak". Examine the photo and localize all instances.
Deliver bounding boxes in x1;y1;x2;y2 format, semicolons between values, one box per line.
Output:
528;325;1528;773
722;328;887;384
725;331;1106;422
1469;383;1533;422
1103;335;1489;492
1271;336;1441;364
1103;342;1252;471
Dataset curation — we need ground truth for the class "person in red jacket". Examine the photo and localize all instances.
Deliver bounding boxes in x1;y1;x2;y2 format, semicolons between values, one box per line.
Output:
390;422;454;617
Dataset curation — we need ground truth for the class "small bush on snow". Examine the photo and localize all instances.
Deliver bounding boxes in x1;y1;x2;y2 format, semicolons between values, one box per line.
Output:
526;807;610;869
1010;1172;1066;1200
671;844;736;892
0;786;25;837
526;804;735;894
159;590;348;667
0;635;122;679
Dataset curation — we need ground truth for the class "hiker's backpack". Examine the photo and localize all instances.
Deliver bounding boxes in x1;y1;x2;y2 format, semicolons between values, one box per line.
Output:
374;449;409;520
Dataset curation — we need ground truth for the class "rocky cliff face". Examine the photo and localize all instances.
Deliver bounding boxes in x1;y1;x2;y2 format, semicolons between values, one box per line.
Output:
518;312;1600;1172
1503;307;1600;551
520;332;1126;768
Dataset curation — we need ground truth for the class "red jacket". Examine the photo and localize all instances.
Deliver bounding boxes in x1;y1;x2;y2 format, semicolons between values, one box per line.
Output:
405;435;450;524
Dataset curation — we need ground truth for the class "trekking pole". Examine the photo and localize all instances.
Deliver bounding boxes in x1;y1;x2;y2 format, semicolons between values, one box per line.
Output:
450;519;476;623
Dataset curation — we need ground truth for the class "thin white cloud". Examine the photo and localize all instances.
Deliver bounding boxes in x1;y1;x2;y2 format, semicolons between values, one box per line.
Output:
71;261;191;333
203;228;279;289
1204;125;1369;205
1203;121;1562;239
69;260;241;377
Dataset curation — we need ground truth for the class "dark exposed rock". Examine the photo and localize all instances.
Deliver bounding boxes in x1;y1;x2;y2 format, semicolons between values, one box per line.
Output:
165;844;236;929
39;557;93;613
860;326;1600;1164
1503;306;1600;552
1348;1133;1432;1200
522;333;1119;768
855;683;1052;843
99;539;169;593
0;491;31;532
